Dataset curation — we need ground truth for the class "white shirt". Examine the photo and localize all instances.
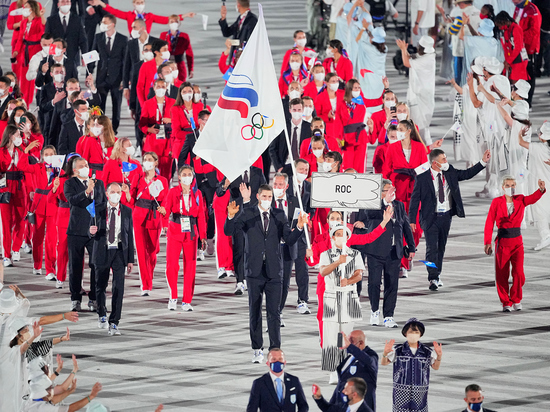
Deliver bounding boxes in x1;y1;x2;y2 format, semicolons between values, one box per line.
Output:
430;167;451;213
347;401;363;412
0;94;9;108
106;32;116;48
507;201;514;216
58;11;70;25
275;194;288;218
286;120;303;164
182;193;190;211
138;36;149;60
268;371;285;400
74;117;85;135
26;49;48;81
22;399;69;412
450;5;481;57
403;148;411;162
106;203;121;248
411;0;435;28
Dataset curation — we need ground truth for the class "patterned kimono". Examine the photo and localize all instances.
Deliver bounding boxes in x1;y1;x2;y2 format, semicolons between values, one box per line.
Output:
388;341;436;412
319;246;364;371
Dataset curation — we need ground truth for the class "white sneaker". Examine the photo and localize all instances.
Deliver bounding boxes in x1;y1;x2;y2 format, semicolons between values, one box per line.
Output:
181;303;193;311
207;239;215;255
56;280;64;289
98;316;108;329
503;306;512;312
140;290;150;296
22;243;32;254
217;267;227;279
197;249;205;261
399;267;408;278
234;282;245;295
11;251;20;262
33;269;42;276
168;299;177;310
534;236;550;251
384;317;399;328
437;276;443;287
252;349;264;363
329;371;338;385
3;258;12;267
370;310;380;326
45;273;56;281
513;303;522;311
226;270;236;277
280;314;285;327
297;302;311;314
243;279;247;290
108;323;121;336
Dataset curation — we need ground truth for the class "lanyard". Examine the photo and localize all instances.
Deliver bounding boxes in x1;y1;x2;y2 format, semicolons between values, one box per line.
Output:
119;161;131;184
94;137;107;160
180;194;189;214
136;177;155;200
156;104;165;122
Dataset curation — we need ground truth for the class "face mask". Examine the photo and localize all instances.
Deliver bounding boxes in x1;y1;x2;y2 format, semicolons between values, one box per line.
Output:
13;136;22;147
296;172;308;183
397;113;408;121
143;161;155;171
469;402;483;412
182;93;193;102
351;90;361;98
91;126;103;137
480;13;488;19
169;22;179;31
155;88;167;97
326;48;334;58
288;90;301;100
78;167;89;178
504;187;515;197
22;8;31;16
407;333;421;344
384;100;396;108
125;146;135;156
10;82;15;88
272;188;284;198
329;83;339;92
290;61;301;71
6;109;13;117
194;93;201;103
438;161;450;172
14;116;21;124
163;73;173;83
334;237;344;248
295;38;307;47
291;111;303;120
303;107;313;117
60;4;71;13
313;72;325;82
143;51;154;61
54;74;64;83
328;220;341;229
99;23;109;32
44;155;53;165
0;88;6;96
42;46;50;54
341;394;348;403
180;176;193;185
322;162;333;172
161;51;171;60
396;131;406;141
108;193;121;204
172;69;179;79
55;48;63;57
79;111;89;122
131;29;141;39
270;361;285;373
312;149;323;158
260;199;271;210
134;3;145;13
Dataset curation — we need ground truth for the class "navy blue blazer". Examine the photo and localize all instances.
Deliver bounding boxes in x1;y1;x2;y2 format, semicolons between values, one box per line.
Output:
247;372;308;412
314;396;373;412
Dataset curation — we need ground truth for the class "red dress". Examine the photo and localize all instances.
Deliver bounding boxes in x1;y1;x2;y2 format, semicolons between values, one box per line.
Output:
160;30;194;82
322;55;353;82
75;135;114;181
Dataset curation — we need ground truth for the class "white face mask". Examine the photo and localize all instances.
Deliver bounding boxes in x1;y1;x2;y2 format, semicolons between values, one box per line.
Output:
6;109;13;117
352;90;361;98
296;172;308;183
288;90;301;100
10;82;15;88
396;131;406;141
329;83;339;92
194;93;201;103
313;72;325;82
90;126;103;137
169;22;179;31
22;8;31;16
295;38;307;47
182;92;193;102
131;29;141;39
134;3;145;13
438;161;449;172
291;111;303;120
143;161;155;171
54;73;64;83
384;100;396;108
312;149;323;158
14;116;21;124
99;23;109;32
78;167;89;178
59;4;71;13
79;111;89;122
504;187;515;197
273;188;284;198
180;176;193;185
289;61;301;71
42;46;50;54
54;47;63;57
322;162;333;172
172;69;179;79
155;88;167;97
12;136;22;147
325;48;334;58
260;199;272;210
328;220;341;229
303;107;313;117
163;73;173;83
397;113;408;121
333;236;344;248
44;155;53;165
143;51;154;61
108;193;121;204
125;146;135;156
161;51;171;60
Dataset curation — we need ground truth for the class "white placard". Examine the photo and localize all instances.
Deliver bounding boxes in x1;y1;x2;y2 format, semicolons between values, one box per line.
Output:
310;172;382;210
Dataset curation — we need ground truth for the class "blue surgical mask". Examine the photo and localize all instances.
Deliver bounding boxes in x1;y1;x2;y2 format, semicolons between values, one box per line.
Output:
341;394;348;403
469;402;483;412
270;361;285;373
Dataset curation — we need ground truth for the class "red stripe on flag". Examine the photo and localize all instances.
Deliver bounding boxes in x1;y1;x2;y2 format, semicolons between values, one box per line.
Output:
218;97;249;118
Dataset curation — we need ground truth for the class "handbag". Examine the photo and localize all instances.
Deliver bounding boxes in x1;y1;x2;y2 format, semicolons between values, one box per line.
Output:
403;245;410;259
0;192;11;204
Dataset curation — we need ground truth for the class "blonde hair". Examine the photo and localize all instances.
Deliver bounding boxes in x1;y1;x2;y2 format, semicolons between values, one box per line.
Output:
110;137;131;160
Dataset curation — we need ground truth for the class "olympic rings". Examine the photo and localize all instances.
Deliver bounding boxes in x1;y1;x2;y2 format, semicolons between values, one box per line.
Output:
241;112;274;141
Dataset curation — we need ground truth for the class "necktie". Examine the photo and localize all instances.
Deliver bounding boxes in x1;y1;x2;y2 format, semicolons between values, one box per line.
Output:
275;377;283;403
62;16;67;32
108;207;116;244
79;124;83;136
277;199;284;210
106;36;112;53
263;211;269;233
437;173;445;204
243;170;249;184
291;126;299;160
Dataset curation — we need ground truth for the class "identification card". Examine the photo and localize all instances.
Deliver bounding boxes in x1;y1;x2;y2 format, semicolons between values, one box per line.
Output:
181;216;191;232
437;205;446;213
0;174;5;188
157;124;165;139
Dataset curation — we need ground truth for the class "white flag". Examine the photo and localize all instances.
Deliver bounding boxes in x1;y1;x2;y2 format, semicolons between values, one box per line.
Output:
82;51;100;65
201;14;208;31
192;3;286;182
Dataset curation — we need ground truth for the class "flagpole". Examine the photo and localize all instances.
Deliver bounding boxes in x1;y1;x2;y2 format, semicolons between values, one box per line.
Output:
281;126;313;262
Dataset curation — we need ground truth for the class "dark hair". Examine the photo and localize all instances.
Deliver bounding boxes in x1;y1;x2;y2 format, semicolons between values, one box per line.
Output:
0;76;11;88
52;38;67;49
295;158;308;167
178;164;194;175
311;134;324;144
4;72;22;99
495;11;514;26
42;145;56;155
65;155;84;177
401;319;425;337
328;210;343;220
347;377;367;399
134;18;146;29
152;39;168;54
0;124;21;148
325;151;342;168
174;82;194;106
511;114;532;127
41;33;54;41
372;41;387;54
429;148;445;163
328;39;344;55
344;79;360;103
387;124;398;132
465;384;483;394
50;63;64;73
237;0;250;7
258;184;273;195
157;62;171;76
293;30;305;38
198;110;211;120
325;72;338;84
311;116;324;126
24;111;41;135
383;89;396;100
8;106;27;125
106;181;121;191
103;13;116;25
72;99;87;110
289;98;303;108
398;119;425;147
481;4;495;19
302;95;313;103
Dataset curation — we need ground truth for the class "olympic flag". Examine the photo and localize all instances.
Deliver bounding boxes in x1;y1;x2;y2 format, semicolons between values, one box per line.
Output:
192;3;286;182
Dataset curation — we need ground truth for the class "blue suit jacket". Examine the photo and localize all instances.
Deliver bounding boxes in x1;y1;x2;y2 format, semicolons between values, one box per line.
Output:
247;372;309;412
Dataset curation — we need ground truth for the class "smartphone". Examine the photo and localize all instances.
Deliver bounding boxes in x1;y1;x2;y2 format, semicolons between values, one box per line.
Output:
390;106;397;114
337;332;343;347
202;92;208;100
82;90;93;99
19;116;27;125
230;39;241;47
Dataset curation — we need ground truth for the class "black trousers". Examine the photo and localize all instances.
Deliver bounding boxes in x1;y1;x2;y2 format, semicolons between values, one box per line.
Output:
527;54;536;106
134;102;144;149
247;262;282;350
367;247;401;317
232;230;245;283
68;235;96;302
95;248;126;325
280;241;309;312
424;212;452;281
98;84;123;133
199;185;216;239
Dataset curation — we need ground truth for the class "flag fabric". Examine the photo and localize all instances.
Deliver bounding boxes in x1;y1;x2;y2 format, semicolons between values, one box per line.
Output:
82;50;100;65
86;201;95;218
201;14;208;31
192;3;286;182
352;95;364;105
190;117;196;130
149;180;164;198
419;260;438;268
222;67;234;81
122;162;138;173
50;155;65;168
48;44;57;55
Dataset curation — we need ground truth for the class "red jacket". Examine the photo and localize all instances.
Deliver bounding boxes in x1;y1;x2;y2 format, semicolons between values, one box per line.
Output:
22;133;44;158
18;155;58;217
303;81;326;100
322;56;353;83
49;175;70;227
7;2;43;49
75;135;114;174
370;109;387;145
278;71;308;98
171;102;203;142
372;142;389;174
280;47;316;75
218;51;231;75
162;184;207;239
103;5;184;34
160;31;194;71
501;22;529;81
513;2;542;54
0;147;27;203
136;59;159;106
484;190;544;246
129;172;169;228
139;96;176;157
102;158;143;188
14;17;45;66
315;89;344;142
336;100;372;147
